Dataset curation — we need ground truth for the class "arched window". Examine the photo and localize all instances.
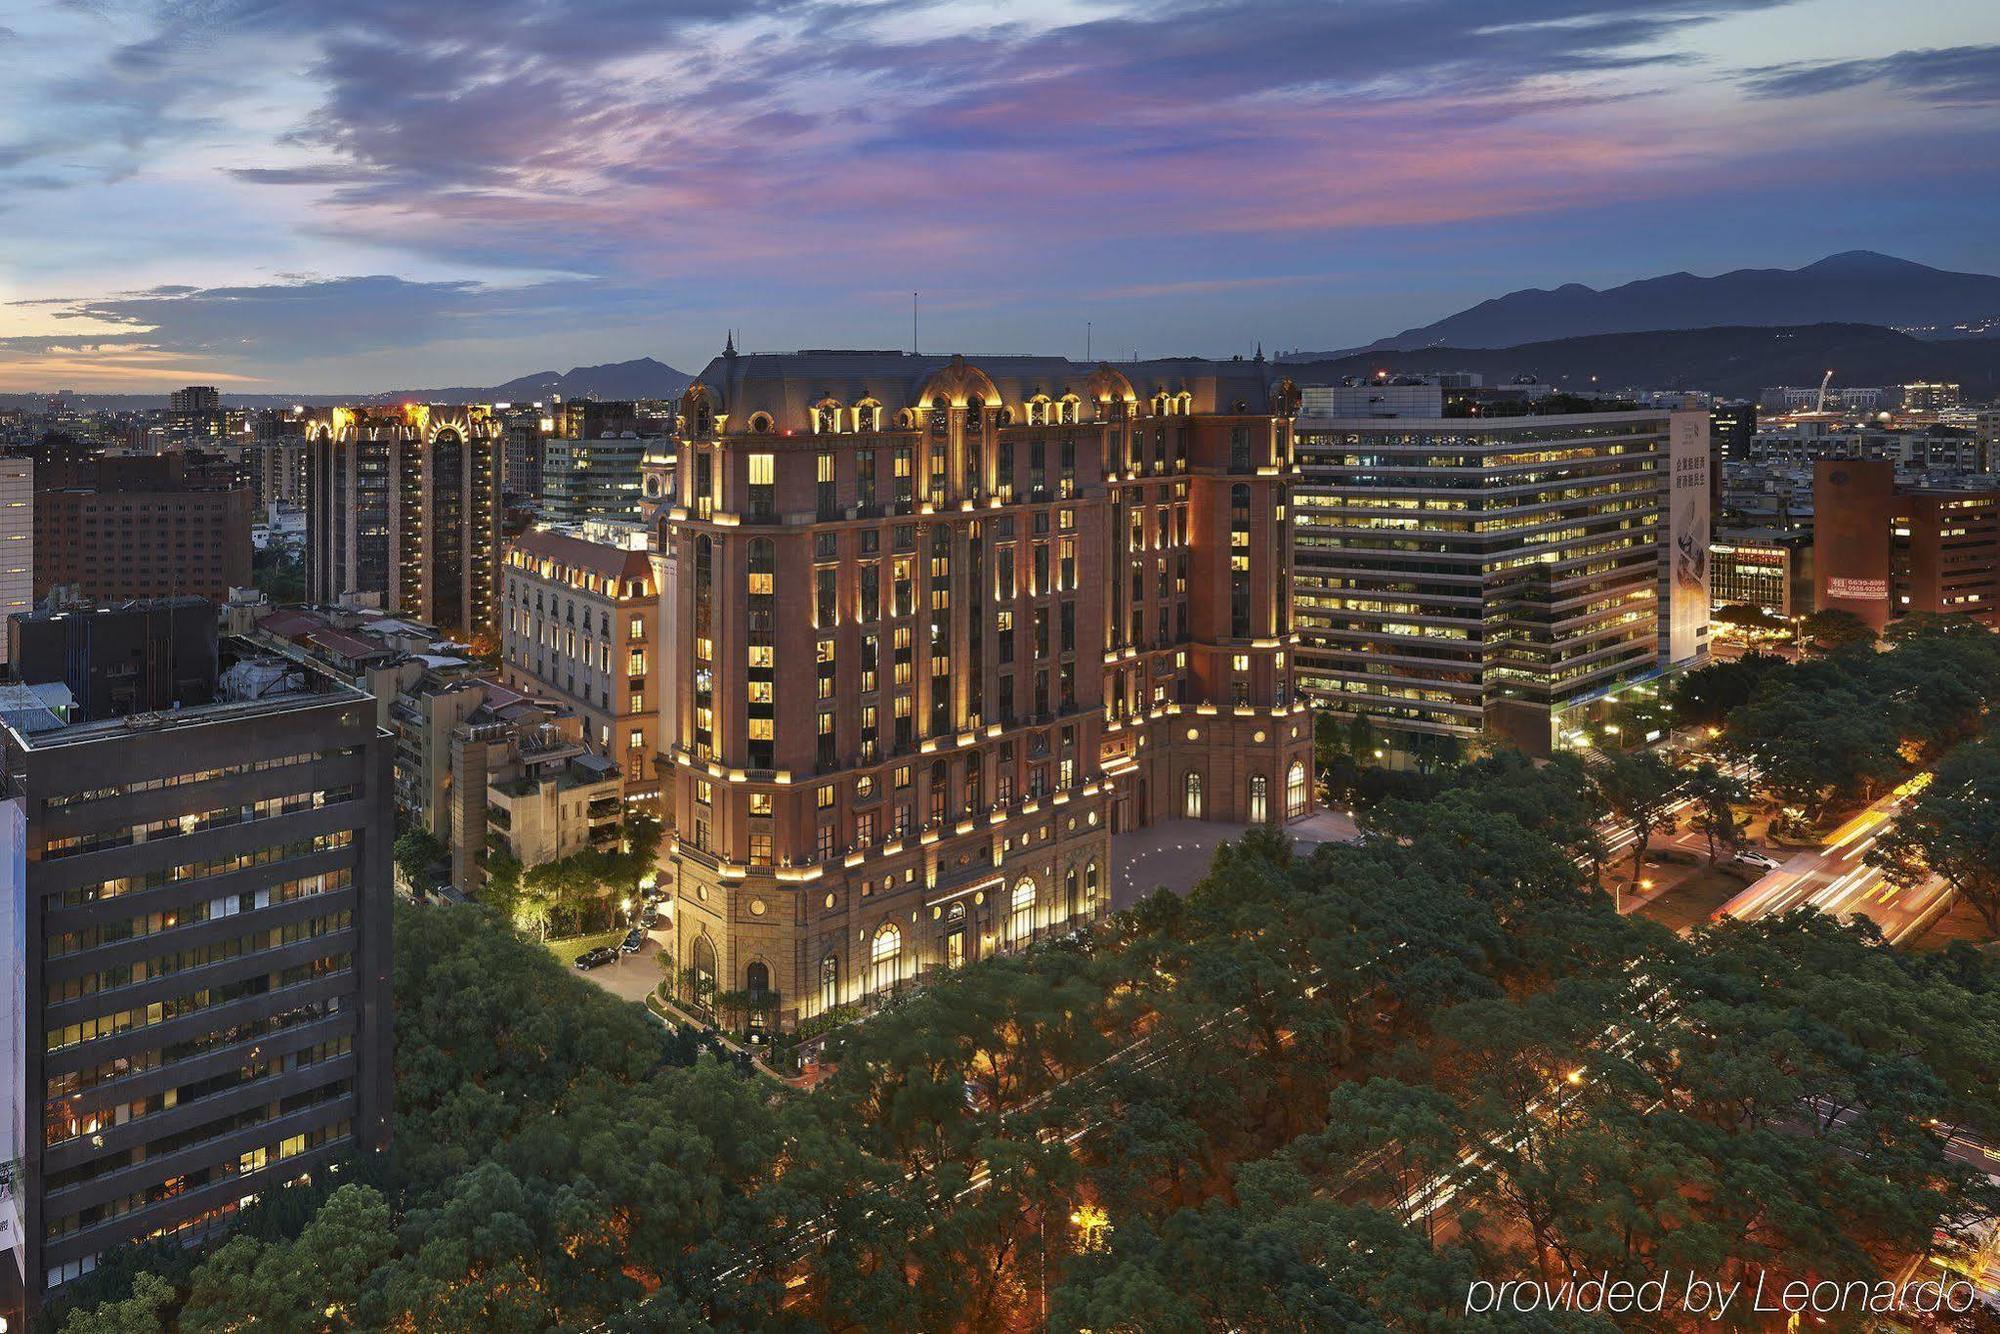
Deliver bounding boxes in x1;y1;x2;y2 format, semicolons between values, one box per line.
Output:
1010;877;1037;945
856;399;881;433
1287;760;1308;819
1064;866;1079;921
819;954;839;1014
1183;771;1203;820
1249;774;1268;824
871;923;902;995
1084;861;1100;914
929;396;951;439
746;961;770;998
945;900;967;968
1058;395;1079;425
690;935;717;1007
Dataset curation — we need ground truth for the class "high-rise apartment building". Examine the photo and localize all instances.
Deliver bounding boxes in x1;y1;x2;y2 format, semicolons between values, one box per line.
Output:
166;386;225;444
658;348;1310;1029
33;454;251;604
499;527;661;800
1293;405;1709;755
0;611;392;1319
1814;459;2000;631
0;457;31;663
303;406;501;642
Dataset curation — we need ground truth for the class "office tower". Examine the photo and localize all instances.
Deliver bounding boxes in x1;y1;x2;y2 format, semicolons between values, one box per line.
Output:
541;436;652;525
0;612;392;1318
499;527;661;801
1711;401;1758;465
657;348;1310;1030
0;457;30;663
166;386;225;444
1293;404;1710;755
498;408;545;500
303;405;501;642
33;454;252;604
1815;459;2000;631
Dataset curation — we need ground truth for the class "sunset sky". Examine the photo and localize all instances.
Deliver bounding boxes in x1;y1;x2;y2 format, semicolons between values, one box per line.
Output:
1;0;1996;392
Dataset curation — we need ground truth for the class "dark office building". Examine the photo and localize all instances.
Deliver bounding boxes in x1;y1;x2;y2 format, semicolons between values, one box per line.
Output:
9;599;218;721
1711;402;1757;464
0;632;393;1320
34;454;253;604
1815;459;2000;632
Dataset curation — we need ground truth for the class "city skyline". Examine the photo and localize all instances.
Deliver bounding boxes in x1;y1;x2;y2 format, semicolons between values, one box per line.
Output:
0;0;1996;392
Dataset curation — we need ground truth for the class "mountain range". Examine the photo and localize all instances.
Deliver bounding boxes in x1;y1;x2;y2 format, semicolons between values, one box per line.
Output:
0;356;695;412
371;356;693;405
1281;323;2000;401
1288;252;2000;357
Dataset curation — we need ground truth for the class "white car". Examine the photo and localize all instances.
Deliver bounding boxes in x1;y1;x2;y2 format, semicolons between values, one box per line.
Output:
1732;848;1783;871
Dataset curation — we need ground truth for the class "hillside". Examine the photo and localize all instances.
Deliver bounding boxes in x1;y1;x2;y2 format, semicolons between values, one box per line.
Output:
1306;252;2000;354
1281;323;2000;401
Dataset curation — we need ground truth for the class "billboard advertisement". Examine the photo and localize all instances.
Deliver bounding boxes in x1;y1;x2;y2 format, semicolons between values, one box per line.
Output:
1667;411;1712;665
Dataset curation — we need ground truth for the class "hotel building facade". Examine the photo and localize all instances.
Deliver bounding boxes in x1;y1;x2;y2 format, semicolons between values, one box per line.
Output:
499;527;662;802
655;348;1312;1029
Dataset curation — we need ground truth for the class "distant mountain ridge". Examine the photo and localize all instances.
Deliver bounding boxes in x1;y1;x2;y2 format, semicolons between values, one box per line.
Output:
374;356;693;405
1293;252;2000;356
1280;323;2000;401
0;356;694;412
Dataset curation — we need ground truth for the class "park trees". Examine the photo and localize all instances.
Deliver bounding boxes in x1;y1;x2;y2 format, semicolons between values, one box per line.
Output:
1683;761;1751;864
1590;749;1681;880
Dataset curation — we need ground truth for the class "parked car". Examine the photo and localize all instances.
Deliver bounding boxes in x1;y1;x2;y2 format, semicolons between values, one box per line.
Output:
620;928;646;954
638;906;661;929
1732;848;1783;871
574;946;618;970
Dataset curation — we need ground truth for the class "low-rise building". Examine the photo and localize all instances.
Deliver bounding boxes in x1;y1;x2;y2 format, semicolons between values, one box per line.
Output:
1711;526;1815;618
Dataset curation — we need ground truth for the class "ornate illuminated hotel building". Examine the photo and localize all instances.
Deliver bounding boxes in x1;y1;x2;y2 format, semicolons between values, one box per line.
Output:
303;406;501;643
656;347;1313;1028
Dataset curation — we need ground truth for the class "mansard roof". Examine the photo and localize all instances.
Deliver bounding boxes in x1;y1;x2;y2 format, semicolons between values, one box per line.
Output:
679;349;1286;434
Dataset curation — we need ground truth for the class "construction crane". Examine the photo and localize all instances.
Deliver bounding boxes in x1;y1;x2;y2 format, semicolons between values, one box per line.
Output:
1815;368;1834;414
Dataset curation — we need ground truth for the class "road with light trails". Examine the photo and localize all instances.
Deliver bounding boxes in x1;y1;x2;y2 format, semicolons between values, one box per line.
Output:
1715;772;1957;944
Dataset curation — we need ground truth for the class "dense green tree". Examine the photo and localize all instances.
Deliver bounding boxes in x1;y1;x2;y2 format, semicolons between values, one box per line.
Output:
1799;607;1879;654
58;1273;173;1334
393;827;448;890
1684;761;1751;864
1590;750;1681;879
1665;651;1786;728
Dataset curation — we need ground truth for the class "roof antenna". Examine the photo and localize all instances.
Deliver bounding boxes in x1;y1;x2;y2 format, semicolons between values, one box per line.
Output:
1086;321;1092;362
913;292;919;356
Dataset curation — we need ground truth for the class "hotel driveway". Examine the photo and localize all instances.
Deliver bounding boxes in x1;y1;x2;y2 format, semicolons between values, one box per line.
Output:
1110;809;1361;909
572;925;672;1004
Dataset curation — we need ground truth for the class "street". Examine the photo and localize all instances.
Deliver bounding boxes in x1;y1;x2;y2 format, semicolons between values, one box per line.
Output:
1716;774;1955;944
